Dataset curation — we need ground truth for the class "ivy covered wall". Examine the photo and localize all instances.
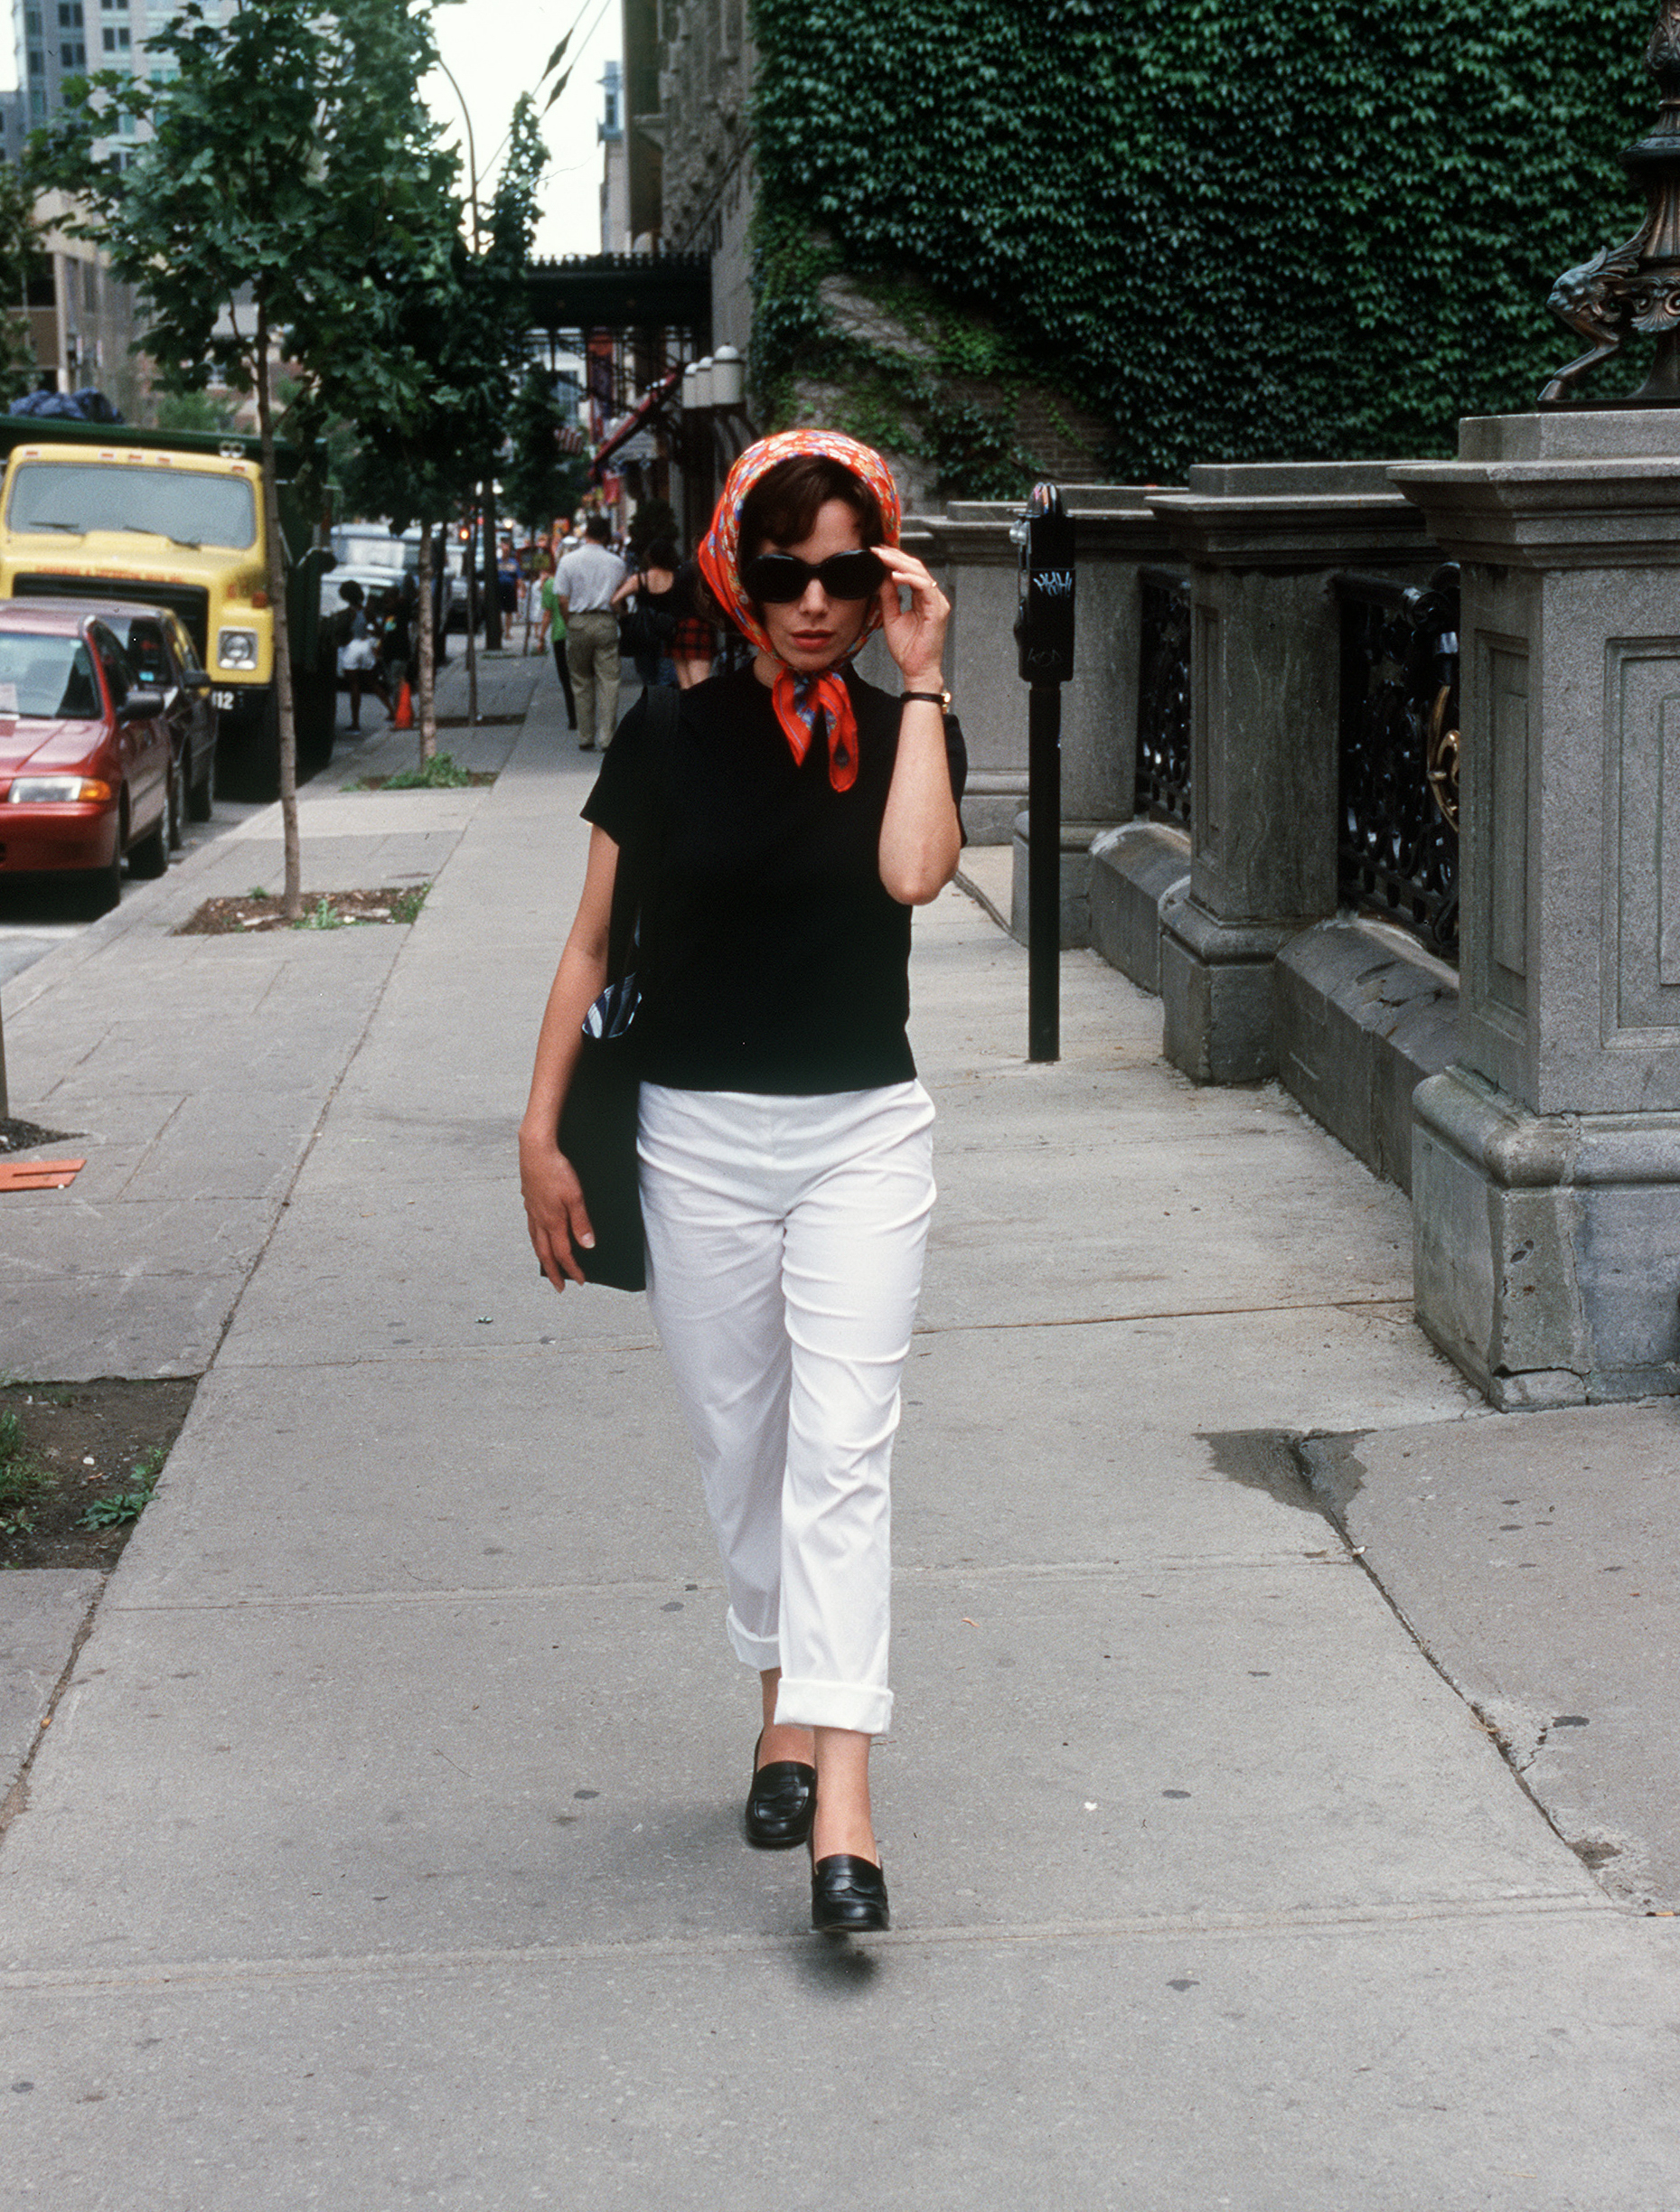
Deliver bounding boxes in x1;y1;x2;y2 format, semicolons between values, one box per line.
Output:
751;0;1654;481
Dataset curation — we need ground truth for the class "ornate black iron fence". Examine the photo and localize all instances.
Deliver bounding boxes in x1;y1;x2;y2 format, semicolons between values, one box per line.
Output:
1136;566;1191;829
1335;564;1460;962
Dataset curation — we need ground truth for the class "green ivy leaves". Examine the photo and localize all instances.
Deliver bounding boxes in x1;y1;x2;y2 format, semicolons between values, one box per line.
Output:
751;0;1653;477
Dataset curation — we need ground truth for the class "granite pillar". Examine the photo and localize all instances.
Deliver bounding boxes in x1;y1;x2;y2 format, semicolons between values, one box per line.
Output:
1394;410;1680;1405
1147;464;1439;1083
907;493;1179;948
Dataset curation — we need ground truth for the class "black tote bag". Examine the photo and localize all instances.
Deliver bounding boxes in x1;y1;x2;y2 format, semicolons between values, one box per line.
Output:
554;684;679;1292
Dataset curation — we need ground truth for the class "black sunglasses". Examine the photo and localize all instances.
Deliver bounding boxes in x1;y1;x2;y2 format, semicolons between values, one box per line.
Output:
740;549;886;604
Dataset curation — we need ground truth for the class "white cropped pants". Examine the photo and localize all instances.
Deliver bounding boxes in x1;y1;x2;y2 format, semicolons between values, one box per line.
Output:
638;1081;936;1738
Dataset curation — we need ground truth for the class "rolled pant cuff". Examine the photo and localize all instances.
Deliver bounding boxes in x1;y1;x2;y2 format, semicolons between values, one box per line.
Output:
725;1607;780;1671
774;1676;893;1738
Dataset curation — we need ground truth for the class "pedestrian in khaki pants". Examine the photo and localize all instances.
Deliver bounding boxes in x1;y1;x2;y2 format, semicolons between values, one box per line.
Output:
555;516;627;749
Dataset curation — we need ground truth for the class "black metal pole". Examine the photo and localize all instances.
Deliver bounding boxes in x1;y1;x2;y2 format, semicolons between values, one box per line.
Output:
1015;479;1074;1064
482;492;502;652
1028;681;1062;1063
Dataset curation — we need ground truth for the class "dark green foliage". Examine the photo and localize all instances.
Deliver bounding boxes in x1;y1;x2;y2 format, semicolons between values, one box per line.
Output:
349;93;549;536
0;166;42;403
747;204;1071;495
753;0;1655;473
382;752;470;789
151;388;237;435
31;0;456;428
27;0;462;902
502;362;588;532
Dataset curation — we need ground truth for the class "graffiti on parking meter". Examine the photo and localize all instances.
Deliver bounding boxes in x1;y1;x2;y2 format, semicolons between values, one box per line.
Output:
1014;482;1075;684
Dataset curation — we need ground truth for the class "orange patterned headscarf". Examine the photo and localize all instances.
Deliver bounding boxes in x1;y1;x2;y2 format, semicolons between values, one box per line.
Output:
698;429;902;792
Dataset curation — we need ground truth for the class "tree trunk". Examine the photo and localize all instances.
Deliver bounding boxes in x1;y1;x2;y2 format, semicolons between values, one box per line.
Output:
416;520;436;764
255;292;302;919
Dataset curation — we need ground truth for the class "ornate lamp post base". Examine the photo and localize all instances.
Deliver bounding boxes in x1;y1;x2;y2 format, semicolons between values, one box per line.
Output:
1541;3;1680;408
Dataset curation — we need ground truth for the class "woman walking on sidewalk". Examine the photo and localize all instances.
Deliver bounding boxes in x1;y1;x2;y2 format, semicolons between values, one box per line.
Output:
520;429;963;1934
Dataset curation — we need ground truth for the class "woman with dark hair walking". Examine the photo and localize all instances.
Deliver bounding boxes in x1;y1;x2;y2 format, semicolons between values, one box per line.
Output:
609;535;682;689
520;429;963;1933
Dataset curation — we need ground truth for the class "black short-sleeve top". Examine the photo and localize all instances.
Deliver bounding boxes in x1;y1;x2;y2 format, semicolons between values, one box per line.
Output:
581;665;967;1094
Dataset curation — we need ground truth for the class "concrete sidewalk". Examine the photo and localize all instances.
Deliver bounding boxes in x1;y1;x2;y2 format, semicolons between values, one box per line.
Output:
3;663;1680;2207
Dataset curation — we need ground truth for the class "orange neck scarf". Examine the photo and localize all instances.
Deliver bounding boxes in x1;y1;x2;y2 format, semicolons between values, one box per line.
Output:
697;429;903;793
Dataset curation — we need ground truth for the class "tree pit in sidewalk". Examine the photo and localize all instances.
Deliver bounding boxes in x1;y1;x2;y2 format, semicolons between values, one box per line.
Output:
0;1376;198;1571
173;884;432;935
347;768;498;792
0;1120;80;1154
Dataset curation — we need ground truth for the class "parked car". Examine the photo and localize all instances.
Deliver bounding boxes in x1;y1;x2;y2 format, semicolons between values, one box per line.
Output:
85;602;217;848
0;601;173;914
331;523;414;576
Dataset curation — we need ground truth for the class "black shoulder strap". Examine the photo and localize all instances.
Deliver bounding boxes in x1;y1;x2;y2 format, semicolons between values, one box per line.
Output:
604;684;680;982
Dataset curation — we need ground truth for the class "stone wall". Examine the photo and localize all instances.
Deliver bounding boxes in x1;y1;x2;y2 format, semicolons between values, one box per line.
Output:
1079;464;1463;1208
627;0;756;315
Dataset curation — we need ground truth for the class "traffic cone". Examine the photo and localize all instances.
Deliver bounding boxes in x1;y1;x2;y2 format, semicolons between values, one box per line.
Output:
393;680;415;730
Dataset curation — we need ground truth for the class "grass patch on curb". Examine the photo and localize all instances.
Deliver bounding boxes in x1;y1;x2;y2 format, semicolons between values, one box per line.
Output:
0;1408;51;1542
344;752;496;792
0;1377;197;1570
174;883;432;935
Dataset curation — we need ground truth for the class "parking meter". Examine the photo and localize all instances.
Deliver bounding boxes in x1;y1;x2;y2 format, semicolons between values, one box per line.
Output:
1012;484;1075;1062
1015;483;1075;683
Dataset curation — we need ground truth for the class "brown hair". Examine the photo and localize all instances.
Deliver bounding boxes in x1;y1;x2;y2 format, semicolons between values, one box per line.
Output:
738;453;885;564
693;451;889;633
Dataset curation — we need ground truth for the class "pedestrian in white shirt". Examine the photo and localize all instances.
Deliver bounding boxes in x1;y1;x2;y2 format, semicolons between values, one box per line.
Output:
554;517;629;749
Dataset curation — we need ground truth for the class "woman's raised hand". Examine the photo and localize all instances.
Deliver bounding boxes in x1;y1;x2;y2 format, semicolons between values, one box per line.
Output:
521;1136;595;1291
872;543;949;688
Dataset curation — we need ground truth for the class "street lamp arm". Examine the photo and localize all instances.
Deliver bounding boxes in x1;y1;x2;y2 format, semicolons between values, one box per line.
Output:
432;52;481;249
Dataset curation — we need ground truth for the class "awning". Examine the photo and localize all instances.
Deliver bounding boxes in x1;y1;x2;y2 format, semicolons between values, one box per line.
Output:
526;253;711;342
592;363;683;473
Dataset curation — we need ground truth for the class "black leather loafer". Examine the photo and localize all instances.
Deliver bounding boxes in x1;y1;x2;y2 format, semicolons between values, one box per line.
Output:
811;1852;890;1934
744;1738;816;1849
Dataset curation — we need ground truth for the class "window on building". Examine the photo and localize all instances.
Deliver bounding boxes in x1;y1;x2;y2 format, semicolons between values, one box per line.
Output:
24;7;42;30
61;40;87;67
100;24;130;47
26;48;43;74
58;3;83;25
28;89;45;118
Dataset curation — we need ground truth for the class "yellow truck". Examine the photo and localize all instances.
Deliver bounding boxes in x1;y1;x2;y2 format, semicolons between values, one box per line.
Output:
0;417;336;796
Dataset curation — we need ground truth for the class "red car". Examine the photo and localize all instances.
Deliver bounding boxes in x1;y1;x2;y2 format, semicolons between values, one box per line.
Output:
0;602;172;914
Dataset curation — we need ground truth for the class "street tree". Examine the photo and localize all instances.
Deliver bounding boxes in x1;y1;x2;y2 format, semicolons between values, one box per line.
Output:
503;362;587;540
0;167;44;405
33;0;456;915
342;248;479;766
463;96;548;717
343;95;549;760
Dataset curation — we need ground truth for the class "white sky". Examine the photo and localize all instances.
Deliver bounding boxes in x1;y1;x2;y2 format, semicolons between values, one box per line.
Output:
424;0;620;260
0;0;622;261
